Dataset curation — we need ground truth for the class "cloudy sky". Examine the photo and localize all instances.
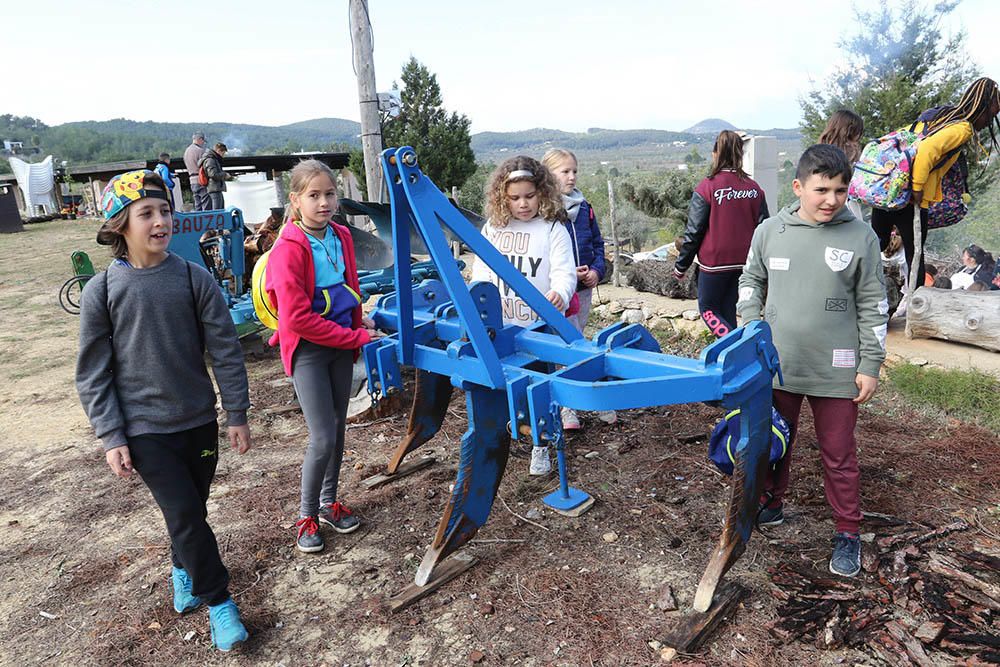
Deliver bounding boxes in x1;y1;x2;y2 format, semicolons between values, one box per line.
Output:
6;0;1000;133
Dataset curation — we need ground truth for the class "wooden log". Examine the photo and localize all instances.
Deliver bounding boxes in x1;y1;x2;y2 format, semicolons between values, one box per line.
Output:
360;457;436;490
884;621;935;667
660;582;745;653
961;551;1000;574
927;552;1000;604
386;554;478;613
263;402;301;416
907;287;1000;352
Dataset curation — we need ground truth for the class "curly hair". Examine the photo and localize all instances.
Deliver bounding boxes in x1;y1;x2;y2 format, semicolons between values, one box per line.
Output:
483;155;565;227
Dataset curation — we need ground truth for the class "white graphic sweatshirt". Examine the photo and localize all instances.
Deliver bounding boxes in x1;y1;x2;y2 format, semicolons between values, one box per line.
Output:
470;216;577;327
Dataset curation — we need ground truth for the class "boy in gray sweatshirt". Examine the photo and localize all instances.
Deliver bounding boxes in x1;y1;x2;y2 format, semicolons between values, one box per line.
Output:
76;169;252;650
737;144;888;577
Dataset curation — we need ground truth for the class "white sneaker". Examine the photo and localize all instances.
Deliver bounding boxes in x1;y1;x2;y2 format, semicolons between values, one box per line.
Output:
529;446;552;476
561;407;581;431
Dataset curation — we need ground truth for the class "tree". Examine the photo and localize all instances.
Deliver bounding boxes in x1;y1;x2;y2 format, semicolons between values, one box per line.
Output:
684;148;706;166
620;169;702;241
800;1;978;142
382;57;476;191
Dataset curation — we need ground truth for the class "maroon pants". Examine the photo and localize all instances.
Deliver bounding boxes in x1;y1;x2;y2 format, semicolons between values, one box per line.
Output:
764;389;862;534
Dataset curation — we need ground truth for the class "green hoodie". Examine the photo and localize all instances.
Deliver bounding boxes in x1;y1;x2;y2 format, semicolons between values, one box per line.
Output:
737;203;888;399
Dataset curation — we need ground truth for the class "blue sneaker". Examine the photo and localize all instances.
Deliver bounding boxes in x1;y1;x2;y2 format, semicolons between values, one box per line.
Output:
830;532;862;577
209;598;249;652
171;567;203;614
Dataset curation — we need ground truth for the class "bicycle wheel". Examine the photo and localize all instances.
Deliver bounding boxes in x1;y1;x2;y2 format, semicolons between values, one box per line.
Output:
59;275;90;315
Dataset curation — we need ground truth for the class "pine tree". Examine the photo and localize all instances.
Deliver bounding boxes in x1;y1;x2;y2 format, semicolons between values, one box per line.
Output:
382;57;476;191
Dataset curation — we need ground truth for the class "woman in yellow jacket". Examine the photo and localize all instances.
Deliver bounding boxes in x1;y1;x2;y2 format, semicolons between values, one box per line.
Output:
871;77;1000;287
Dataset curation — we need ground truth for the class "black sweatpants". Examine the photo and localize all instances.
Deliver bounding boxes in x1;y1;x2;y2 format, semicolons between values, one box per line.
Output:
870;204;929;287
129;420;230;606
697;270;741;338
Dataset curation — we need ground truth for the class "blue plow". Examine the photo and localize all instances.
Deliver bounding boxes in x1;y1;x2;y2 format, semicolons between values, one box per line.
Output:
363;147;781;611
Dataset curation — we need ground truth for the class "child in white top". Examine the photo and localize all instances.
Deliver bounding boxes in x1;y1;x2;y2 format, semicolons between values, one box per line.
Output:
470;156;576;327
470;156;576;474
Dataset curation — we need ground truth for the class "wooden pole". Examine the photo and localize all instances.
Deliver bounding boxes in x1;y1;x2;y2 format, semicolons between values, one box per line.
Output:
905;205;923;339
451;186;461;259
272;169;284;206
608;179;622;287
349;0;384;203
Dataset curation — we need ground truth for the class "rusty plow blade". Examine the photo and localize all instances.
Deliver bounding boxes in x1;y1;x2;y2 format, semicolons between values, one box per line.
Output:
415;388;509;586
693;389;772;612
386;369;453;475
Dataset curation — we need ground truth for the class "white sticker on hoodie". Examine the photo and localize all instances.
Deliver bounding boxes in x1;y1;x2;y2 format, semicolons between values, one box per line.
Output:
769;257;790;271
825;247;855;272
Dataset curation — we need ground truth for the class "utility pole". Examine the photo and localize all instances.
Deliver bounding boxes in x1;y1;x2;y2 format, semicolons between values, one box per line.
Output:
349;0;384;202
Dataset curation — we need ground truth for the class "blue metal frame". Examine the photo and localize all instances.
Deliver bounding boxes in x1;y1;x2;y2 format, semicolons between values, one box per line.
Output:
364;147;779;607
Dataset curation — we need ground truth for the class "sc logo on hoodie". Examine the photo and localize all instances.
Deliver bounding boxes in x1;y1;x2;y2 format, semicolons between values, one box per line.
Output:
825;247;854;272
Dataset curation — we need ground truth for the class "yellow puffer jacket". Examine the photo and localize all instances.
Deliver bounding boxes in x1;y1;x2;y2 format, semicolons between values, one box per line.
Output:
910;120;973;208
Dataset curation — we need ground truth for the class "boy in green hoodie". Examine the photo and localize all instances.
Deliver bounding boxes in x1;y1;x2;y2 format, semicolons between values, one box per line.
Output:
737;144;888;577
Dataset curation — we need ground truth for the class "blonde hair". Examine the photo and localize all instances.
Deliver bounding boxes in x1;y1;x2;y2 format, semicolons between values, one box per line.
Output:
285;159;339;223
484;155;564;228
541;148;577;171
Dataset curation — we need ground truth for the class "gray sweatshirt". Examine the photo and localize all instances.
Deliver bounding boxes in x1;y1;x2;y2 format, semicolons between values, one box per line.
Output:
76;254;249;450
737;204;888;399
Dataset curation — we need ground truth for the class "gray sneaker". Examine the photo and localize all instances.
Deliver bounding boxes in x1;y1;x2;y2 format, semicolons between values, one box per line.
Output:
830;532;861;577
295;516;324;553
757;504;784;528
318;501;360;534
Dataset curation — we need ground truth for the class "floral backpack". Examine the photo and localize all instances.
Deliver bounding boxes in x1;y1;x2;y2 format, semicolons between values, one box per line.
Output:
849;126;923;210
850;108;964;211
927;154;969;229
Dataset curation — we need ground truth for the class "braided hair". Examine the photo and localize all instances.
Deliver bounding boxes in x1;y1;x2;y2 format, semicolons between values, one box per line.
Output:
924;77;1000;155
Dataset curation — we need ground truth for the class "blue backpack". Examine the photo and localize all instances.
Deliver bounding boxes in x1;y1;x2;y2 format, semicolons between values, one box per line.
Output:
708;407;790;476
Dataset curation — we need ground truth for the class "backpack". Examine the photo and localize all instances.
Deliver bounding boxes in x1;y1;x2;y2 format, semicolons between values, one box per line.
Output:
251;248;279;329
850;117;965;211
198;165;209;187
849;126;923;210
927;154;969;229
708;407;790;476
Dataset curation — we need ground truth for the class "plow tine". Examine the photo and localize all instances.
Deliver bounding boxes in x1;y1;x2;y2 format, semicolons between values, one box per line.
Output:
387;369;453;474
693;388;772;612
415;388;509;586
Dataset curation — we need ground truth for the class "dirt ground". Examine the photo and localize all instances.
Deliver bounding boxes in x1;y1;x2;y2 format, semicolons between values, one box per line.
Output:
1;218;998;666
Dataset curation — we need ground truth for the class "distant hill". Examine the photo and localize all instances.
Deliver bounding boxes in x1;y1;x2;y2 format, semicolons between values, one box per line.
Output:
471;127;701;154
7;117;362;166
683;118;738;135
1;111;798;172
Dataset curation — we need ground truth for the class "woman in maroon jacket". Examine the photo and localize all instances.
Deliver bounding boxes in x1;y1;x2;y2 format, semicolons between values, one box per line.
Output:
673;130;770;337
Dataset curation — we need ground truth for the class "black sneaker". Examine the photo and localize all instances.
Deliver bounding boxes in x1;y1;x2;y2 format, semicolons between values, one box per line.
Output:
757;504;784;528
830;532;861;577
295;516;324;553
318;501;360;534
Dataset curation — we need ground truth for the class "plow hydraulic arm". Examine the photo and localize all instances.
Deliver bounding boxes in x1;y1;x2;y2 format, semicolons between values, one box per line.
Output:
363;147;781;611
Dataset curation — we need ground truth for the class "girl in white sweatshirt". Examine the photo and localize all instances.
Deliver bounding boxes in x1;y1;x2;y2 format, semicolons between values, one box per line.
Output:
470;156;576;474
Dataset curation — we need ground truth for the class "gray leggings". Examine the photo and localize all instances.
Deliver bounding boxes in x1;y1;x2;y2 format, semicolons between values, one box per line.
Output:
292;340;354;518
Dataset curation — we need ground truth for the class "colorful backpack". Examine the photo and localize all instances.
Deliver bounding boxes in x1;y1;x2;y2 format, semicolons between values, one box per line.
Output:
849;126;923;210
927;155;969;230
708;407;791;476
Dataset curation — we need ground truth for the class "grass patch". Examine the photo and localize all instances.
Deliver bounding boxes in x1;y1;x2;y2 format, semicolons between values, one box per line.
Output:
886;363;1000;432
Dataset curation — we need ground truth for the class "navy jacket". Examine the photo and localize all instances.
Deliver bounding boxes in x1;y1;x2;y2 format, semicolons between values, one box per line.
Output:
562;200;607;286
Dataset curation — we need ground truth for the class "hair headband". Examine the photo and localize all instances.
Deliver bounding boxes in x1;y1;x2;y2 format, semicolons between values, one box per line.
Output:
507;169;534;180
